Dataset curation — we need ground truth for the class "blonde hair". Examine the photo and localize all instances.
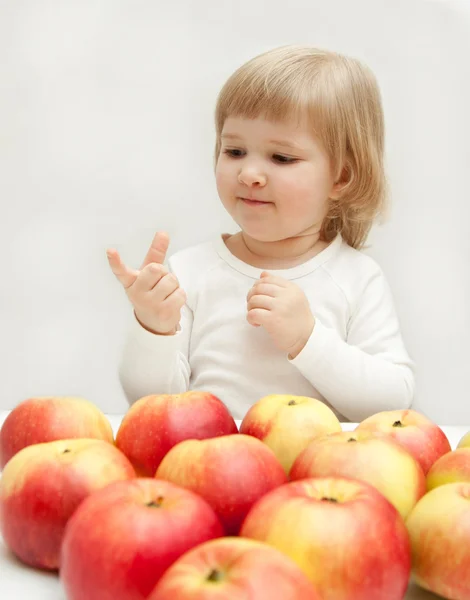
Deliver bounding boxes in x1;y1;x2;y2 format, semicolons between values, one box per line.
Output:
214;45;387;249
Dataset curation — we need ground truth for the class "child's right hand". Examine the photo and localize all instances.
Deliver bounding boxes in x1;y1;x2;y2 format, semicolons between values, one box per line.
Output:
106;231;186;335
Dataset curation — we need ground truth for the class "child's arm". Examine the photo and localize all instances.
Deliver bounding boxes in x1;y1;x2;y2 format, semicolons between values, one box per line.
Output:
107;231;191;405
117;303;193;404
289;270;415;422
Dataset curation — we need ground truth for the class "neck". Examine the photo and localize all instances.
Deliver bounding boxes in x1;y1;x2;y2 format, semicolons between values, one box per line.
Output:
226;229;330;269
242;230;323;257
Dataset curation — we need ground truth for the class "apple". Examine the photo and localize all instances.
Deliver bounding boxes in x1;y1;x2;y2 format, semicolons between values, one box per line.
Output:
60;478;224;600
0;438;135;570
290;430;426;519
116;391;238;476
155;434;288;534
240;477;411;600
406;481;470;600
426;448;470;490
149;536;321;600
457;431;470;449
239;394;341;474
0;396;114;468
355;409;451;474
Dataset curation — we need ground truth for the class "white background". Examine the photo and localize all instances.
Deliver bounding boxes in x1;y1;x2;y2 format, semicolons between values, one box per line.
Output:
1;0;469;423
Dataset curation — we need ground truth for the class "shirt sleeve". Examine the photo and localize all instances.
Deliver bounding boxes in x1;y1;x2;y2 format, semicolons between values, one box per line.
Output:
289;268;415;422
117;305;193;405
117;257;193;405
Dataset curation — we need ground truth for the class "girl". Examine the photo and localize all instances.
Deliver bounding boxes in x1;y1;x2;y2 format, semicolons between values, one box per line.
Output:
106;45;415;422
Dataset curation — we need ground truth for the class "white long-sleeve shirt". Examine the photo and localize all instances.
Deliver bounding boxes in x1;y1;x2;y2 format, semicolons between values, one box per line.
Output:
118;233;415;421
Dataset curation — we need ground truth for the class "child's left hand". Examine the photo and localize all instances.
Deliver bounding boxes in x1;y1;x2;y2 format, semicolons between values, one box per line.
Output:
246;272;315;359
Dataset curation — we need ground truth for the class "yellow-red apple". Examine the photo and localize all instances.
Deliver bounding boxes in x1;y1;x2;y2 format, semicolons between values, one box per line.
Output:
239;394;341;474
0;396;114;468
355;409;451;474
290;430;425;519
149;537;321;600
426;448;470;490
457;431;470;449
406;482;470;600
116;391;238;476
155;434;287;534
0;438;135;570
240;477;411;600
60;478;224;600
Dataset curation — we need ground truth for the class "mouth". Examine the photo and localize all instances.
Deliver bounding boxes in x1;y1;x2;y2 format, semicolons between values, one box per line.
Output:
239;197;272;207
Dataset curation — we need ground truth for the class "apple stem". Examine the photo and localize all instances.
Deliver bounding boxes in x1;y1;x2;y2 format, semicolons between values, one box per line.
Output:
62;449;71;454
207;569;224;582
288;400;297;406
146;496;164;508
347;438;357;443
393;421;404;428
321;497;338;503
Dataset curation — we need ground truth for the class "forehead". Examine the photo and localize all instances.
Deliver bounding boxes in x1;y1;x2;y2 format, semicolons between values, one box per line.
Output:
221;115;318;147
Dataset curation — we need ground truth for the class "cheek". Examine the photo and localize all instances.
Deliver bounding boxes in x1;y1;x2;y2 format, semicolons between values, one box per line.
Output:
215;161;235;195
275;174;314;211
276;166;333;208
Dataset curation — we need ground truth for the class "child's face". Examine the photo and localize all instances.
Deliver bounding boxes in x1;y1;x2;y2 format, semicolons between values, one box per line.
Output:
216;115;339;243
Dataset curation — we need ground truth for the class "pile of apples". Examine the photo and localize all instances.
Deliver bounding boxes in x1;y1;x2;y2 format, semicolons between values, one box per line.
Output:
1;392;470;600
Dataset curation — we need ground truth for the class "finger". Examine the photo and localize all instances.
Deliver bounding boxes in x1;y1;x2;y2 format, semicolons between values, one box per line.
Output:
247;295;275;312
247;308;269;327
246;283;280;302
160;286;187;312
150;272;180;302
140;231;170;269
106;248;139;289
258;272;290;287
133;263;168;293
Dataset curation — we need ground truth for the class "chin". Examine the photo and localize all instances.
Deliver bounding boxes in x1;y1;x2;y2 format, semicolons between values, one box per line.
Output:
229;224;274;244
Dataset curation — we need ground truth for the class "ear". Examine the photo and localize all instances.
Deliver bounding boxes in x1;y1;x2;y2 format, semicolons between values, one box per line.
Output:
330;162;353;200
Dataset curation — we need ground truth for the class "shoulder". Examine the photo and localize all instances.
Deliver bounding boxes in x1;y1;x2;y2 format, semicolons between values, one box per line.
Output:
321;239;390;308
166;238;224;307
168;239;220;272
328;240;384;277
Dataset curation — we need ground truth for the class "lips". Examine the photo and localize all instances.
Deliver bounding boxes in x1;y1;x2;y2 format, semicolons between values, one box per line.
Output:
239;197;271;206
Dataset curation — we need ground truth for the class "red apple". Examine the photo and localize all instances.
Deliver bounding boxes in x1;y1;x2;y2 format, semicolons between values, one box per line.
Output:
290;430;426;519
355;409;451;474
149;537;321;600
426;448;470;490
0;396;114;468
406;482;470;600
239;394;341;474
116;391;238;476
155;434;287;534
240;477;411;600
0;438;135;570
60;478;224;600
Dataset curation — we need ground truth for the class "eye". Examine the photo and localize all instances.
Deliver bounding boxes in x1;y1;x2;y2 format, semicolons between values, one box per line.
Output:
223;148;245;158
272;154;298;164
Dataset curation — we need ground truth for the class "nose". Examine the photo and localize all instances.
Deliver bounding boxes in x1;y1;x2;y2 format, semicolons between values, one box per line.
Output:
238;165;267;187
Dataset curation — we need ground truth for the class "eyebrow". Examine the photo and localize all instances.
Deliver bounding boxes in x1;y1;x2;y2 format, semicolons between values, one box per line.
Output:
221;133;303;150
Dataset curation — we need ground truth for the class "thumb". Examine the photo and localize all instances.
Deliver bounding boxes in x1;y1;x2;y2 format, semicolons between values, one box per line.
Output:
140;231;170;269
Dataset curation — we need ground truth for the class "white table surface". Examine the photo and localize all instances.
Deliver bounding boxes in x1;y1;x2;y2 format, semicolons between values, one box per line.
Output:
1;410;467;600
